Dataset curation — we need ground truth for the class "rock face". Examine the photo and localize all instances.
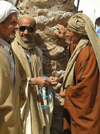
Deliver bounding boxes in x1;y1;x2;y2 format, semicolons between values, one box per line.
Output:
18;0;76;133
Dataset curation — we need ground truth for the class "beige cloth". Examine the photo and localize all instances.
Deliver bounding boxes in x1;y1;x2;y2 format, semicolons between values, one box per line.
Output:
12;32;53;134
0;38;26;134
63;37;89;88
63;12;100;88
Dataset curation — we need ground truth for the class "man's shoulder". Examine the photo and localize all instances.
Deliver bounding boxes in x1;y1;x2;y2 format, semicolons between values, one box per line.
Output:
0;46;6;60
80;45;94;56
77;45;95;64
0;46;10;72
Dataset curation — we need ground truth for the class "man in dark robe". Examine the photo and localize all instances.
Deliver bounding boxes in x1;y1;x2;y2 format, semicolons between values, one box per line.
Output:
56;13;100;134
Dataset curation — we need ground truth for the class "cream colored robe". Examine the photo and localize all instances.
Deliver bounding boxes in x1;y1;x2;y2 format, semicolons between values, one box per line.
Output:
12;36;46;134
12;31;54;134
0;38;26;134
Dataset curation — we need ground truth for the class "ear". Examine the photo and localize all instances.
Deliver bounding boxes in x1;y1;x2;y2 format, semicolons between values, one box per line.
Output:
79;35;83;39
34;27;37;33
16;24;19;29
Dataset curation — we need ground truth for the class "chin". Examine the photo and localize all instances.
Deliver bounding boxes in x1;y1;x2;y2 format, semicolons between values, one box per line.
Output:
10;35;15;40
22;37;30;43
23;39;30;43
65;40;71;45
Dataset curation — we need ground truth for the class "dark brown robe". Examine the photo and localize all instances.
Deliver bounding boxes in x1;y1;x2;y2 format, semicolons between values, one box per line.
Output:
63;44;100;134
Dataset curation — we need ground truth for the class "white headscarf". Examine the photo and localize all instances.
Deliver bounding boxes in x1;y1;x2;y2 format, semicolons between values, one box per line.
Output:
0;1;19;23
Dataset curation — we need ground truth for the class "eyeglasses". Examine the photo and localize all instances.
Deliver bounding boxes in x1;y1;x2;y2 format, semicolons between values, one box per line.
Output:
19;26;35;33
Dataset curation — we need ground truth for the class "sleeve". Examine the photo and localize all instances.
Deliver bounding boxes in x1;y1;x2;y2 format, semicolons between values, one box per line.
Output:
16;55;27;108
0;66;16;133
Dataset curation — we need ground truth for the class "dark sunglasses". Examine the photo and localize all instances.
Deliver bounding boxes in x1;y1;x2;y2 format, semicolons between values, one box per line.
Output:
19;26;35;33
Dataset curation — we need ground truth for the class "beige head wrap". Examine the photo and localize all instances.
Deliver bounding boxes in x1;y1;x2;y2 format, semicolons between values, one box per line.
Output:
0;1;19;23
68;12;100;72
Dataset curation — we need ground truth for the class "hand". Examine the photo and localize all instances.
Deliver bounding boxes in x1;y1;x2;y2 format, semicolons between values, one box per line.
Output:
29;76;51;87
56;24;66;39
49;76;58;86
59;87;66;97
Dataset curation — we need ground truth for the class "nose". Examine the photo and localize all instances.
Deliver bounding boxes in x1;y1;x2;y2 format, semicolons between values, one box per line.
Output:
66;29;69;33
24;29;29;34
65;30;69;36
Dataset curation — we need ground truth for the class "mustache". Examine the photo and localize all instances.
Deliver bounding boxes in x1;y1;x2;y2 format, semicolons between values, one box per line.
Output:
22;34;30;37
66;35;71;40
66;36;73;44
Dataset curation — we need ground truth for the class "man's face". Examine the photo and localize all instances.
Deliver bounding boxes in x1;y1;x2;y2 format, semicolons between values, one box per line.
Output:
0;13;18;42
18;17;36;43
65;25;82;44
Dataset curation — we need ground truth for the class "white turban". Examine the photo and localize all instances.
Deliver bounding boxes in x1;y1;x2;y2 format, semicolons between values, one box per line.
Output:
0;1;19;23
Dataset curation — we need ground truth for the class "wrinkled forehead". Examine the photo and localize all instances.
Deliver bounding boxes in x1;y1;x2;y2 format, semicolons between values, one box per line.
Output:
1;12;18;25
18;17;36;27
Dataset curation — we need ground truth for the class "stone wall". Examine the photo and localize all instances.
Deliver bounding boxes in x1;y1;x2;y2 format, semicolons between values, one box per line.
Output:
18;0;77;133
